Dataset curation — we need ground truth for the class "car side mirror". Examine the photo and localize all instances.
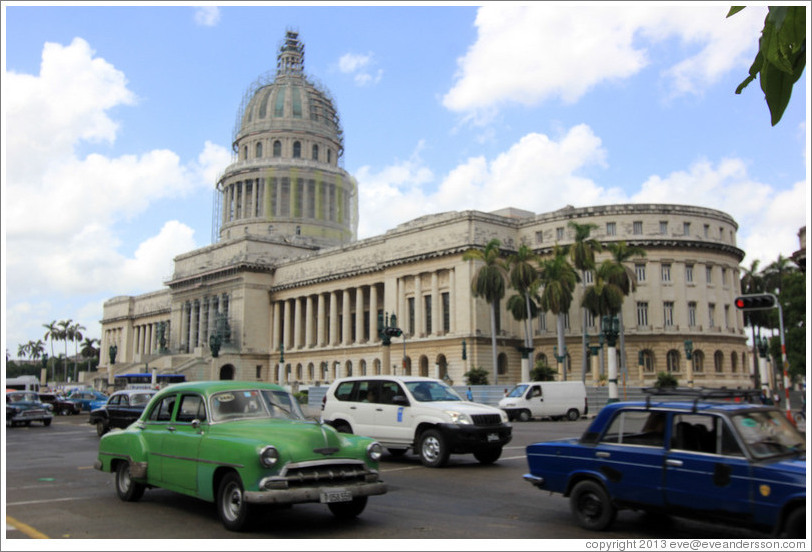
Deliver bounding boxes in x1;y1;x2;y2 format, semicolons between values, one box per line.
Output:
392;395;409;406
191;419;201;430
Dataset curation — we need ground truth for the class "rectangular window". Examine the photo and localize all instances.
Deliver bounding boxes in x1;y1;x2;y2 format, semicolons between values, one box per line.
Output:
708;303;716;328
538;312;547;332
408;297;415;335
424;295;432;334
637;302;649;327
663;302;674;328
583;270;594;284
683;222;691;236
724;304;730;329
556;227;564;240
585;310;595;328
706;266;713;284
704;224;710;237
686;264;694;283
535;231;543;244
688;302;697;327
661;263;671;282
563;312;570;330
442;292;450;333
606;222;616;236
633;221;643;235
635;263;646;282
660;221;668;234
721;268;728;286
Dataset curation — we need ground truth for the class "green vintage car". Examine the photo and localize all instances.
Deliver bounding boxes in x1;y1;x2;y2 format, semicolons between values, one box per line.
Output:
94;381;387;531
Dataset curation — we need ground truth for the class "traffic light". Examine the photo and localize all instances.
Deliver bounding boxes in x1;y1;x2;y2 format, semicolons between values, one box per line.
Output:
734;293;777;311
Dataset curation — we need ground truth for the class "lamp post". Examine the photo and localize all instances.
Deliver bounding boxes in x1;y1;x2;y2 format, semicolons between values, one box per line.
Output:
553;346;567;381
601;315;620;403
683;340;693;388
588;341;602;386
637;350;645;385
756;336;771;398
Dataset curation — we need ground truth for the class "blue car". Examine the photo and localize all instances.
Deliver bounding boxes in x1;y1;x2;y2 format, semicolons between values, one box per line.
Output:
523;388;805;538
66;389;109;412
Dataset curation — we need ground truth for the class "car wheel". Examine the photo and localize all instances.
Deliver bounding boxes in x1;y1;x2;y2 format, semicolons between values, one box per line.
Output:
570;480;616;531
43;418;52;427
217;472;252;532
387;448;408;457
473;447;502;464
60;407;71;416
333;421;353;434
328;496;368;519
782;506;806;538
115;461;145;502
517;410;531;422
418;429;449;468
567;409;580;421
96;421;109;437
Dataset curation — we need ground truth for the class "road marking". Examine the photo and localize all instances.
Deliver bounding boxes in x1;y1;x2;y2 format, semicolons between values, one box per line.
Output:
6;515;50;539
7;496;81;507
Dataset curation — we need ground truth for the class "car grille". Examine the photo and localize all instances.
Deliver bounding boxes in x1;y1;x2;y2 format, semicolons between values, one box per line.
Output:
20;409;47;417
471;414;503;426
262;460;375;490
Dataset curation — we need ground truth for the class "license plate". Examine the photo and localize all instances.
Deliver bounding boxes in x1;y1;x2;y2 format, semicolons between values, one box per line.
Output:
487;433;499;442
320;489;352;503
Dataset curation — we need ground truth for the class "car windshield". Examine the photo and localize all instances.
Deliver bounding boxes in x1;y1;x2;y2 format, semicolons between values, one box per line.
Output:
506;385;528;398
405;381;463;402
210;389;306;422
7;392;38;403
130;393;154;406
731;410;805;459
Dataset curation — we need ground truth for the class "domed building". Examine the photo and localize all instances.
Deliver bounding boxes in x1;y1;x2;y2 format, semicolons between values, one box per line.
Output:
98;31;754;393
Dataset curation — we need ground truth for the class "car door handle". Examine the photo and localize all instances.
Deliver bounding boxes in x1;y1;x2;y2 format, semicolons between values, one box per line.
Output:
666;459;683;467
349;406;357;410
167;426;176;432
596;452;610;458
375;408;383;412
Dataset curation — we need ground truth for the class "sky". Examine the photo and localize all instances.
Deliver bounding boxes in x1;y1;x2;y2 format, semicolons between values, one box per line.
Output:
2;2;809;364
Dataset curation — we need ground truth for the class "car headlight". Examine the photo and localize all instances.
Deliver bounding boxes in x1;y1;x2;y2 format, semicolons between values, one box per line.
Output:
259;446;280;468
499;410;509;423
445;410;472;425
44;404;54;411
367;442;383;462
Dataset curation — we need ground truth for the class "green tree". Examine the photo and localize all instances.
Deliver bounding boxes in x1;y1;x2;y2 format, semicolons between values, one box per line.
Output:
655;371;678;389
68;322;86;382
581;260;625;319
17;342;29;360
530;359;557;382
26;339;46;364
729;6;806;126
740;259;767;383
464;366;489;386
57;319;73;382
43;320;59;373
507;244;541;349
81;337;101;373
603;241;647;376
568;221;603;383
538;244;580;380
463;239;508;385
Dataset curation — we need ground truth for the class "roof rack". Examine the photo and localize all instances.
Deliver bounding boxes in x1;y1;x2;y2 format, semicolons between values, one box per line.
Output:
642;387;762;412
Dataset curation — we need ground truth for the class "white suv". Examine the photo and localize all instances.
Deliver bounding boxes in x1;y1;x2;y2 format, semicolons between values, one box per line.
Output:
321;376;512;467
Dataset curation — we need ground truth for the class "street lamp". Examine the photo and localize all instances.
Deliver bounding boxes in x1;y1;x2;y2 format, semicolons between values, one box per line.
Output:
553;345;567;381
601;315;620;403
683;340;693;388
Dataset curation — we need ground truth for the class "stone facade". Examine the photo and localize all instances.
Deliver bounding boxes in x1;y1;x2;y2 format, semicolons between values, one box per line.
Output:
98;32;753;391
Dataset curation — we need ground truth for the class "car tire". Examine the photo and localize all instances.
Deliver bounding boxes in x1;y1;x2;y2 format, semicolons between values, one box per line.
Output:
115;461;145;502
517;410;531;422
418;429;449;468
60;407;72;416
96;421;109;437
333;421;353;434
567;409;580;421
328;496;368;519
782;506;806;538
217;472;252;532
473;447;502;464
570;480;616;531
43;418;52;427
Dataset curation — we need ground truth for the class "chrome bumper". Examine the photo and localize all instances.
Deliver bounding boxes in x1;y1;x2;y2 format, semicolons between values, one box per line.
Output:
523;474;545;488
244;481;387;505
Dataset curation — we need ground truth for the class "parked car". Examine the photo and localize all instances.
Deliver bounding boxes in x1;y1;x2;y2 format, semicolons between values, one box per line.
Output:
89;389;158;436
38;392;81;415
523;388;806;538
321;376;512;467
6;390;53;427
499;381;588;421
94;381;387;531
66;389;108;412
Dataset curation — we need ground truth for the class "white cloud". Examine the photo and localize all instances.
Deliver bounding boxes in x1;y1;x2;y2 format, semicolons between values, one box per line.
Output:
337;52;383;86
194;7;221;27
443;4;766;117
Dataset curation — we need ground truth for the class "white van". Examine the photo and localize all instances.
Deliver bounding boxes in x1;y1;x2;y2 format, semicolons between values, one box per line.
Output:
498;381;587;421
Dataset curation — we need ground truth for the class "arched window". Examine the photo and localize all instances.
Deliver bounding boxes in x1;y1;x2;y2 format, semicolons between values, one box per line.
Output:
714;351;724;373
730;352;738;373
327;149;332;164
666;350;680;373
293;141;301;158
536;353;548;367
641;349;654;372
312;144;319;161
273;140;281;157
243;145;248;160
693;350;704;373
255;142;262;158
497;353;508;375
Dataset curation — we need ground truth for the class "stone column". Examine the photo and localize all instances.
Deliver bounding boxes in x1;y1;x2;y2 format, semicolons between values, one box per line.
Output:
252;178;259;218
431;271;440;336
283;299;292;352
293;296;302;349
317;293;326;346
329;291;338;346
369;285;378;343
449;269;456;333
355;286;365;343
342;289;351;346
305;295;314;348
414;275;423;337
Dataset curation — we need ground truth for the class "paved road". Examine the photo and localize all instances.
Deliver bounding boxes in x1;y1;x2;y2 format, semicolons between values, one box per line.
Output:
6;413;765;542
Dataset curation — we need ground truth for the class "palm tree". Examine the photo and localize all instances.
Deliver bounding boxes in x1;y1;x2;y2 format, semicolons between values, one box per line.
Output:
17;342;30;360
43;320;59;380
582;260;625;320
507;244;541;349
80;337;100;373
567;221;603;383
603;241;646;376
538;244;580;380
463;239;508;385
58;319;73;382
740;259;765;384
69;322;86;382
27;339;46;363
763;254;793;295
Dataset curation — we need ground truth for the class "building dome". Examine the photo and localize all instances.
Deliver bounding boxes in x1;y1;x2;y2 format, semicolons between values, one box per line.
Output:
216;30;358;248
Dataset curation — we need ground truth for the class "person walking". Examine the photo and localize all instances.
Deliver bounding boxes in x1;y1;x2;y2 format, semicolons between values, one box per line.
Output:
466;387;473;401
